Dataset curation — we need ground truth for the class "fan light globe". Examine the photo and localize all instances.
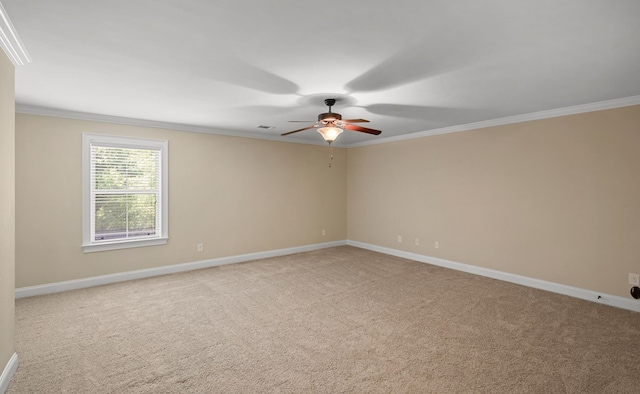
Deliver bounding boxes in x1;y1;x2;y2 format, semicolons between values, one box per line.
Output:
317;126;343;144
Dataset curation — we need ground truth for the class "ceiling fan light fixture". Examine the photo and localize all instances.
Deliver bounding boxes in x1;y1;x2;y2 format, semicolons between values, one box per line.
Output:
317;126;343;144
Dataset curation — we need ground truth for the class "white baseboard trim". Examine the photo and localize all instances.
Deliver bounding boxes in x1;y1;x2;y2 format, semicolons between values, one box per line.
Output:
15;240;347;299
0;353;18;394
348;240;640;313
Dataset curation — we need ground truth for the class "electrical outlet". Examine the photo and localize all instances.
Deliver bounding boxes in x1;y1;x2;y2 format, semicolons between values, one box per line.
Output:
397;235;402;243
629;273;639;286
197;243;204;252
434;241;439;249
415;238;419;246
321;229;326;236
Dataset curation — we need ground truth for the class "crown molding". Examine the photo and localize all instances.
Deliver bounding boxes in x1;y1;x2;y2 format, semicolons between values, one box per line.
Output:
0;2;30;66
15;104;332;147
348;95;640;148
17;95;640;149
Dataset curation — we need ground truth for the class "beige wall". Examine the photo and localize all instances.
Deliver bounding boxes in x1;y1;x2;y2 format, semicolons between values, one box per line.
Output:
0;53;16;371
348;105;640;299
14;105;640;300
15;114;347;287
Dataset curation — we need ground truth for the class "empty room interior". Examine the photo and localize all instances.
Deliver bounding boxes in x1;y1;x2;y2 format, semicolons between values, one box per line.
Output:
1;1;640;392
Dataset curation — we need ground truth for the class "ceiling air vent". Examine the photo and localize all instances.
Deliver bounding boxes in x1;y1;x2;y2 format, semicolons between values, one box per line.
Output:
256;125;275;130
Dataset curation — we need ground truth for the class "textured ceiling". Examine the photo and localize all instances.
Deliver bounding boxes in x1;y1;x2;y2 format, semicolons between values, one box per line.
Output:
4;0;640;146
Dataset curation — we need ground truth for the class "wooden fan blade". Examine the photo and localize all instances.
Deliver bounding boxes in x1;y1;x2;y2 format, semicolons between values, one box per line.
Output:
343;123;382;135
281;125;318;136
341;119;370;123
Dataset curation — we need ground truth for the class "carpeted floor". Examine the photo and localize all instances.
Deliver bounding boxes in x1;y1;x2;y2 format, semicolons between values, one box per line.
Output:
7;246;640;393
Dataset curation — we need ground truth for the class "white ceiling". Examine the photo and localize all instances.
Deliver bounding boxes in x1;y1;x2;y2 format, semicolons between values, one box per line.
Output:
4;0;640;146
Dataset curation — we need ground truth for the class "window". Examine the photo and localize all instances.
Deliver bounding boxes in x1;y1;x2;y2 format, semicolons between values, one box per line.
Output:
82;133;168;252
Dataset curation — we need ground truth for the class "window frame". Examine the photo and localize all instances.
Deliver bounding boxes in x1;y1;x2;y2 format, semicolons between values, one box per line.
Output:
82;133;168;253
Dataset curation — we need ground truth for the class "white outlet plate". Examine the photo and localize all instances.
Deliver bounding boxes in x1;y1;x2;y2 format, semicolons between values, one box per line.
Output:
629;273;639;286
197;243;204;252
415;238;419;246
321;229;326;236
434;241;439;249
397;235;402;243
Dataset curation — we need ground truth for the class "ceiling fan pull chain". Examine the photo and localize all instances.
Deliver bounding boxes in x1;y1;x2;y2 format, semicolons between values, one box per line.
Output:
329;145;333;168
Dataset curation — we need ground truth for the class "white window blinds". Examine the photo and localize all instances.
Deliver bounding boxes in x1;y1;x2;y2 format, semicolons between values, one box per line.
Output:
90;145;161;242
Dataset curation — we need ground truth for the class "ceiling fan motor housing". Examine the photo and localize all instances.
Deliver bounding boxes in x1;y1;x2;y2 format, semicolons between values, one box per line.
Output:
318;112;342;123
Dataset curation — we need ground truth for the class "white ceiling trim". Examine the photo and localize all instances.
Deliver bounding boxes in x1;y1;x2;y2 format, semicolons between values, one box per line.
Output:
0;1;30;66
17;95;640;149
15;104;332;147
349;95;640;148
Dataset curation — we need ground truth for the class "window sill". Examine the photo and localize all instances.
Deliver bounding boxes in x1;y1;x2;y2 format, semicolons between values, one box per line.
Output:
82;237;168;253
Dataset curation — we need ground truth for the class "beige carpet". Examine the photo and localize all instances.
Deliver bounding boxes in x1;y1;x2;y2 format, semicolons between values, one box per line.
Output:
7;246;640;393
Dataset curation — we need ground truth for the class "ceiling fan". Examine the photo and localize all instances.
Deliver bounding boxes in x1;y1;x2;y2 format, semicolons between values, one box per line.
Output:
281;98;381;144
